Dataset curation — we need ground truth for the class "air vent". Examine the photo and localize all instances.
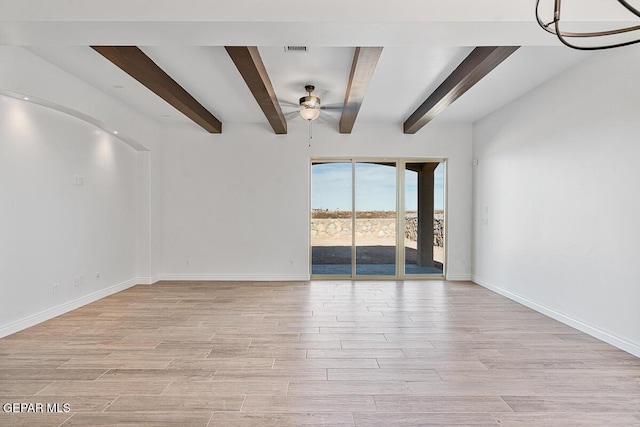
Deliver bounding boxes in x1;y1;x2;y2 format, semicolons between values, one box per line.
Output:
284;46;308;53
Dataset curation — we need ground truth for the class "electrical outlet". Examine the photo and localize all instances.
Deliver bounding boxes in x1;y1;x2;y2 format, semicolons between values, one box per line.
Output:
185;259;191;267
289;259;295;266
96;272;101;279
74;276;84;287
52;283;59;294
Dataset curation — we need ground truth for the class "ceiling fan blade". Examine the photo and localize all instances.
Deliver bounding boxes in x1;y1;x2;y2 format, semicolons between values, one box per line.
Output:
284;111;299;120
320;101;343;111
279;100;299;108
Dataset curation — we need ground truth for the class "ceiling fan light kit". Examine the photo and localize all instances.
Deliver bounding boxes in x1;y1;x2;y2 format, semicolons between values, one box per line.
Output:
299;85;321;121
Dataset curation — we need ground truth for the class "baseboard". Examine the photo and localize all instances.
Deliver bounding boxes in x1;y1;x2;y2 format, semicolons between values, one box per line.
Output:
136;276;161;285
472;274;640;358
0;278;138;339
161;274;311;282
445;274;472;281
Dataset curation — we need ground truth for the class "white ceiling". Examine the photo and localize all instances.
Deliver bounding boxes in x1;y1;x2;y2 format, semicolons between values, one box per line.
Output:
3;1;618;132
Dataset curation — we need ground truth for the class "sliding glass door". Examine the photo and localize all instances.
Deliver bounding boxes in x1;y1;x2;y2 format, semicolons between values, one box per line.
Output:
355;162;397;277
311;159;445;279
403;162;445;276
310;162;353;276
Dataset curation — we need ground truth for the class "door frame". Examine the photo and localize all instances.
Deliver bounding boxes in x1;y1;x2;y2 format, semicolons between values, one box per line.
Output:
310;157;448;280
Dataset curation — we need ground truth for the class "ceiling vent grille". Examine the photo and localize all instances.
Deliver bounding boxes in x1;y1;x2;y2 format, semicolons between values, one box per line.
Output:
284;46;308;53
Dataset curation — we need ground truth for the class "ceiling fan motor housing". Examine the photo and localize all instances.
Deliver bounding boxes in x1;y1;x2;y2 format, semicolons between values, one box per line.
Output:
299;95;320;109
300;85;321;109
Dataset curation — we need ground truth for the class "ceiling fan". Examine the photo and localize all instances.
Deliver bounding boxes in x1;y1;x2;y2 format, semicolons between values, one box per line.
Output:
281;85;342;123
280;84;343;146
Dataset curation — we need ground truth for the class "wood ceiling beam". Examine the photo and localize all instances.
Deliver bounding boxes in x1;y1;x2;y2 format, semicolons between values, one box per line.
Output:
225;46;287;135
91;46;222;133
339;47;383;134
403;46;519;134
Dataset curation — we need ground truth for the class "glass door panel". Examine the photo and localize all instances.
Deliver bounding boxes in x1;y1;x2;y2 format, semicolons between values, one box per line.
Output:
354;162;397;277
311;162;353;276
404;162;445;275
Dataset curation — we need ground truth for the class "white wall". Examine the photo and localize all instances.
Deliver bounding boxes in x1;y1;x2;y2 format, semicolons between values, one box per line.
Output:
472;47;640;356
0;95;138;335
0;47;164;336
159;120;473;280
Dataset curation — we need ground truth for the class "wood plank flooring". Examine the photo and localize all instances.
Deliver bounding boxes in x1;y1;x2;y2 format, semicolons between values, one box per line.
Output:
0;280;639;426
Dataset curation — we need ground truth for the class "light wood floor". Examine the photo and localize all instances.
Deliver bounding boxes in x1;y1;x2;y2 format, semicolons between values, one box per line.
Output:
1;280;639;426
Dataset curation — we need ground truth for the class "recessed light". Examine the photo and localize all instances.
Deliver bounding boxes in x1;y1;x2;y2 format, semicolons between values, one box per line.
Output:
23;97;29;100
113;131;118;134
113;85;124;89
161;114;170;118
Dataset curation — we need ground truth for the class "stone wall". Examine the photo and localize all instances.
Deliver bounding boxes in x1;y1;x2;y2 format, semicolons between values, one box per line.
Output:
405;213;444;247
311;213;444;246
310;219;356;240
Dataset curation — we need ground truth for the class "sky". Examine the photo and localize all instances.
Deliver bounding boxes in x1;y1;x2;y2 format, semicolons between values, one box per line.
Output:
311;162;445;211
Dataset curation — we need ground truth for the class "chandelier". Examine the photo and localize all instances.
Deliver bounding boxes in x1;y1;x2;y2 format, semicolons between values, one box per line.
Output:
536;0;640;50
